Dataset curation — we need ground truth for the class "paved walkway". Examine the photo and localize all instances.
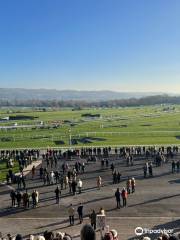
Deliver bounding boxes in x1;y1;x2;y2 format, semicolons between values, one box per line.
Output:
15;160;42;177
0;154;180;239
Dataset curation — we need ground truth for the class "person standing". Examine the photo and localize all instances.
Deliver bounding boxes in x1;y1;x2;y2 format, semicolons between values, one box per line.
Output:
77;203;84;224
32;190;38;208
10;189;16;207
113;171;117;184
17;176;21;190
143;165;147;178
77;179;83;194
60;175;64;190
149;162;153;177
16;191;22;208
121;188;127;207
64;175;69;190
23;189;30;208
100;207;105;215
39;167;44;179
55;186;61;204
43;172;47;185
32;165;35;179
111;163;115;174
68;204;75;225
68;177;72;193
97;176;102;190
117;172;121;183
89;209;97;230
131;177;136;193
54;171;59;184
126;177;131;194
172;160;176;173
115;188;121;209
35;190;39;206
21;174;26;190
176;160;180;173
106;159;109;168
72;179;77;195
50;171;55;185
81;162;85;173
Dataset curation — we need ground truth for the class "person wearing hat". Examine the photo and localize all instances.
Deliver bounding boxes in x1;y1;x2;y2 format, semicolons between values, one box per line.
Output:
37;236;45;240
63;234;72;240
55;232;65;240
142;237;151;240
104;232;113;240
110;229;118;240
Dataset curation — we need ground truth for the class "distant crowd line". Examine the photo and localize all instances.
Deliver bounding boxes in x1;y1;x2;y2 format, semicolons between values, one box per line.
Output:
2;145;179;185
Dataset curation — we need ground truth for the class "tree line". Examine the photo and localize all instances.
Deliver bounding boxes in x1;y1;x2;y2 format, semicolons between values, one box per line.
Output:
0;95;180;108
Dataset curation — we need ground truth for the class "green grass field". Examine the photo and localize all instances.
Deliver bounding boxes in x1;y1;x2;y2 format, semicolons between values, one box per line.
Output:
0;105;180;149
0;161;19;182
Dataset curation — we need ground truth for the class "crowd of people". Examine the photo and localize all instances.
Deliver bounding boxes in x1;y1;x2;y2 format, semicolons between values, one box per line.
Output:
10;189;39;208
2;145;180;240
3;149;40;184
3;145;179;184
0;224;117;240
7;144;180;212
0;224;179;240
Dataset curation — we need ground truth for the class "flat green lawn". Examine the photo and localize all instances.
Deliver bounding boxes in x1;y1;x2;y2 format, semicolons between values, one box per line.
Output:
0;159;19;182
0;105;180;148
1;105;180;181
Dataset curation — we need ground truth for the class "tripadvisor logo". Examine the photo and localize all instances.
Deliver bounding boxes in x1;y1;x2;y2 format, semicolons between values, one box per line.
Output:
135;227;144;236
135;227;173;236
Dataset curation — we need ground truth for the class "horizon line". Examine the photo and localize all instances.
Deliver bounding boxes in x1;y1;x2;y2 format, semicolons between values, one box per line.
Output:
0;87;178;94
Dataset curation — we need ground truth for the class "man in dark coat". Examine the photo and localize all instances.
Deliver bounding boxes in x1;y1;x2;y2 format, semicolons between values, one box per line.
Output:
115;188;121;209
10;190;16;207
77;203;84;224
55;186;61;204
71;179;77;195
16;191;22;208
89;209;96;230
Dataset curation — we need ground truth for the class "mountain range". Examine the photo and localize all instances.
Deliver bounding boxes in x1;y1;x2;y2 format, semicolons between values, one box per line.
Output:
0;88;168;102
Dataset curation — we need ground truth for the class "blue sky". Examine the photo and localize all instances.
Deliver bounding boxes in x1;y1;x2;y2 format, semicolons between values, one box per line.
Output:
0;0;180;92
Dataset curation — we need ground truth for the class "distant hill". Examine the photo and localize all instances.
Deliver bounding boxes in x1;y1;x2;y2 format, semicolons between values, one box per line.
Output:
0;88;164;101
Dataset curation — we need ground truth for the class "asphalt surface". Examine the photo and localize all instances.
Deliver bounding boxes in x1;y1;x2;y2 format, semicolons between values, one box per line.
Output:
0;153;180;239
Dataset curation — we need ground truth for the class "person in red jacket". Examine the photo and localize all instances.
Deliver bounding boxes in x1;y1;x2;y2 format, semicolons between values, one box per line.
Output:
121;187;127;207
